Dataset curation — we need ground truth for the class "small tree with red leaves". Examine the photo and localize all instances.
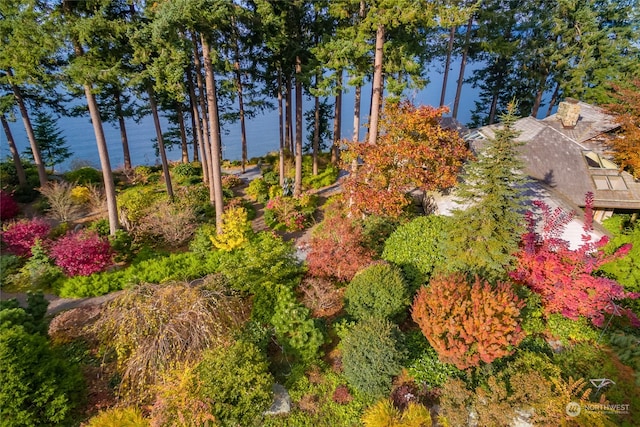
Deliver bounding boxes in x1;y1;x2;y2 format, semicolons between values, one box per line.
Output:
510;193;639;327
1;218;51;257
412;274;526;370
306;212;376;283
50;231;113;277
342;101;470;218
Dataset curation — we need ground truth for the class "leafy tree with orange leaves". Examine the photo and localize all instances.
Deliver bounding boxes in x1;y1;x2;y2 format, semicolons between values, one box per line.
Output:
342;101;470;218
606;79;640;179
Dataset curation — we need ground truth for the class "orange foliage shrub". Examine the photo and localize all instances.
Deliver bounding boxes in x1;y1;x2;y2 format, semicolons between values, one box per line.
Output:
411;274;525;370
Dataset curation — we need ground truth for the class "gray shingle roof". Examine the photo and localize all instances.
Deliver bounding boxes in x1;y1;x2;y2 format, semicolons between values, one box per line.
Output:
471;102;640;210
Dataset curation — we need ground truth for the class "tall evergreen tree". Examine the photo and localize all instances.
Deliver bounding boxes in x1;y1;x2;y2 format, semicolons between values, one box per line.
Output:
0;0;60;187
24;111;71;174
445;102;529;280
58;0;129;235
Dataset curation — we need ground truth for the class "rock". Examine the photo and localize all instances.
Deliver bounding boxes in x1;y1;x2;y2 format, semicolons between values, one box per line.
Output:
265;383;291;416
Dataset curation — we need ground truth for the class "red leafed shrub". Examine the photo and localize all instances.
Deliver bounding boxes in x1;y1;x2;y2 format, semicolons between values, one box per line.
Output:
0;191;20;220
510;194;640;327
412;274;525;370
50;230;113;276
1;218;51;257
306;213;376;283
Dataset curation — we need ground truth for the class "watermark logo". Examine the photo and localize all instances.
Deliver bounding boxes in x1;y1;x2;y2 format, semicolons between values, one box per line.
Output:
566;402;581;417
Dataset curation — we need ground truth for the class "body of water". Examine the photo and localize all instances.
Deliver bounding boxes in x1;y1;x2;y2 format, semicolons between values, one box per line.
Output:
2;60;482;172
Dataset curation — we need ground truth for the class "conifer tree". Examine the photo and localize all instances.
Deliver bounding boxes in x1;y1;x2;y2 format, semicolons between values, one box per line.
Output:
445;102;529;280
25;111;71;174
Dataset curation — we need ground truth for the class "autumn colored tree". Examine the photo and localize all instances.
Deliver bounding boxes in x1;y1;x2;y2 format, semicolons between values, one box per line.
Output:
510;194;640;327
606;79;640;179
342;101;469;218
411;273;525;370
306;207;376;283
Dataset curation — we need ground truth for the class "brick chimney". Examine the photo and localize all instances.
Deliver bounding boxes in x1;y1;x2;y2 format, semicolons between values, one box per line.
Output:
556;98;581;129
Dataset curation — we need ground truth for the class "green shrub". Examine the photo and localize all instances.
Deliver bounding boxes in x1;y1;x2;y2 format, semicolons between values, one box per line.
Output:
172;162;201;178
197;340;274;427
382;215;450;290
217;231;303;292
600;216;640;316
263;170;279;186
88;218;110;236
0;255;22;288
58;251;222;297
341;317;406;400
302;164;339;189
64;166;102;184
189;223;217;255
246;177;270;203
546;314;599;345
0;301;84;426
272;284;325;362
7;240;63;292
117;186;163;225
404;329;462;387
607;331;640;386
345;262;410;322
174;184;212;219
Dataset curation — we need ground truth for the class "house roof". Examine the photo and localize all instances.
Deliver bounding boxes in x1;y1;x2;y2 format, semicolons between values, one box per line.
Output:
470;102;640;211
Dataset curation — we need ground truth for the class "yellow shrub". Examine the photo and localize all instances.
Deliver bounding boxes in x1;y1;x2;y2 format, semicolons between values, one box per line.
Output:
70;185;91;204
210;206;252;251
362;400;431;427
85;407;149;427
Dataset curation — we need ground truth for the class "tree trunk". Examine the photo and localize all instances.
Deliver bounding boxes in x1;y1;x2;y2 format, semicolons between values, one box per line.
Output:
147;85;174;200
8;71;47;187
331;69;342;164
201;36;225;233
368;24;385;145
530;71;549;118
186;61;202;163
353;84;362;142
83;84;119;235
114;89;132;171
176;103;189;163
312;76;320;176
278;71;285;187
233;47;248;173
1;113;27;187
546;81;560;117
192;32;212;186
440;26;456;107
294;56;303;197
488;90;499;125
453;15;473;120
285;75;293;153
